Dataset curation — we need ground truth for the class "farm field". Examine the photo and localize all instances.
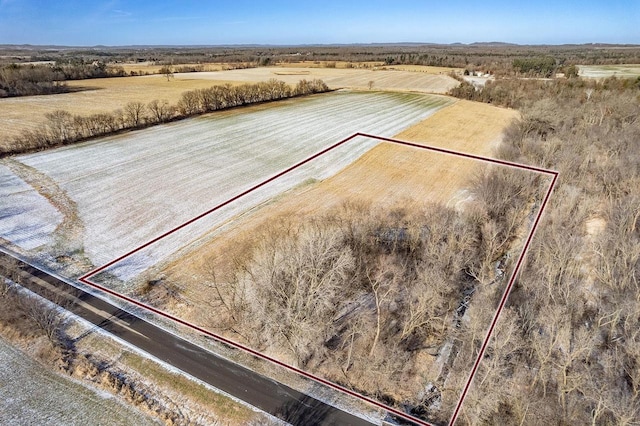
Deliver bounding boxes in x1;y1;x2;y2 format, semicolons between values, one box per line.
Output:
578;64;640;78
0;337;157;426
0;91;453;283
116;61;227;74
174;66;458;93
152;99;534;424
281;61;461;75
0;163;63;250
0;66;458;142
0;75;244;140
165;99;519;312
378;64;463;74
278;60;385;69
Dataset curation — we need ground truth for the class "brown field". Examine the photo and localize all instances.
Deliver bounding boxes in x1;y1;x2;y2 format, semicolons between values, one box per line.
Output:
116;62;227;74
378;64;463;74
163;99;519;303
278;60;385;69
0;75;243;140
175;67;458;93
0;66;458;142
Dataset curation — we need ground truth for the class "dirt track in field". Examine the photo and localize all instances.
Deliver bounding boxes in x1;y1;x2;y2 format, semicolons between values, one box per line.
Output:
163;100;519;301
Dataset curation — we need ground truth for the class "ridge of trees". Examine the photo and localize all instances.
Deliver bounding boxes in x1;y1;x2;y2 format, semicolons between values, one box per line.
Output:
3;78;329;156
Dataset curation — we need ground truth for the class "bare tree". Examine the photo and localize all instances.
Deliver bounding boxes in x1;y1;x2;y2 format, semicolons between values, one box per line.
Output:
159;65;174;81
147;99;173;123
124;101;146;127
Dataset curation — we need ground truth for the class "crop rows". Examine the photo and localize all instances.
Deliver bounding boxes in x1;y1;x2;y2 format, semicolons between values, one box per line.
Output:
3;92;452;281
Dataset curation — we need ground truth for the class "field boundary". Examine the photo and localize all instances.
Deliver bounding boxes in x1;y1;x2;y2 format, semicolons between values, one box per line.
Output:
79;132;558;426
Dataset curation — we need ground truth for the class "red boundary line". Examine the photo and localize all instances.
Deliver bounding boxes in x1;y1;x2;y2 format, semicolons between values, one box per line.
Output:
78;133;558;426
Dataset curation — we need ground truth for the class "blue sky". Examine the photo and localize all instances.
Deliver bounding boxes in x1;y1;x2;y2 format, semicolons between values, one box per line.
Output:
0;0;638;46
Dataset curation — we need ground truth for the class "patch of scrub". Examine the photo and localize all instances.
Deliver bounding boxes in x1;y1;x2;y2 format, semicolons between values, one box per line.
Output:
0;162;62;250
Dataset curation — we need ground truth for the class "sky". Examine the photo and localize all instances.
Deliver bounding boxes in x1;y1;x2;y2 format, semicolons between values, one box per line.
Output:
0;0;638;46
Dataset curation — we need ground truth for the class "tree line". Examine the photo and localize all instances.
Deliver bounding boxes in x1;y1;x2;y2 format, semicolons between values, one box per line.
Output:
3;78;329;156
449;74;640;109
447;76;640;423
4;44;640;82
0;61;127;97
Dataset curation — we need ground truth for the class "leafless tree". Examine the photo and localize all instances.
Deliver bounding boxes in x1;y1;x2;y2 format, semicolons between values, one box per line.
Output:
159;65;174;81
124;101;146;127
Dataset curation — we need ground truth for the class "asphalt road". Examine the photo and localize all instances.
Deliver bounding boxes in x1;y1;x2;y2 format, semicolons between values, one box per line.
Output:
0;250;374;426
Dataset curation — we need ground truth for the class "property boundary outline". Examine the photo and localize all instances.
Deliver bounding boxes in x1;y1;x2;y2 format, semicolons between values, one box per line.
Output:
78;132;558;426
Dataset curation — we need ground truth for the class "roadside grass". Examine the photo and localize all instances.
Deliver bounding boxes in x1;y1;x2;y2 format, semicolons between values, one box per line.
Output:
119;350;257;423
69;321;263;425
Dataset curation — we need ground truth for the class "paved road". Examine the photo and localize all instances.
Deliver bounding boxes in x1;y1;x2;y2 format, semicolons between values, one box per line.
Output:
0;250;374;426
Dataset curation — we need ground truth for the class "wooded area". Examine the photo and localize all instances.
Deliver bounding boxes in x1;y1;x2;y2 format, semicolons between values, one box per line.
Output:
2;43;640;89
194;74;639;424
0;61;127;97
449;77;639;424
201;163;547;423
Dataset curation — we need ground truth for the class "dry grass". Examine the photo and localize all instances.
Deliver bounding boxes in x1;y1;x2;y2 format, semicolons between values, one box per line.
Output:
0;66;457;143
164;100;519;299
0;75;244;140
117;62;227;74
62;315;259;425
179;67;459;93
0;336;157;426
278;60;384;69
378;64;463;74
578;64;640;78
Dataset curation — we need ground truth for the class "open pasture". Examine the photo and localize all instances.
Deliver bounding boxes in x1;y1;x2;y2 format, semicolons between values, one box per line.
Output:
0;75;245;140
1;91;453;281
0;66;458;143
116;62;227;74
174;66;458;93
578;64;640;78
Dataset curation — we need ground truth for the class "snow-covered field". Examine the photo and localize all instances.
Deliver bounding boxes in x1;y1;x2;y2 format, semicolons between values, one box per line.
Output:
2;91;453;282
0;337;156;425
0;164;62;250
